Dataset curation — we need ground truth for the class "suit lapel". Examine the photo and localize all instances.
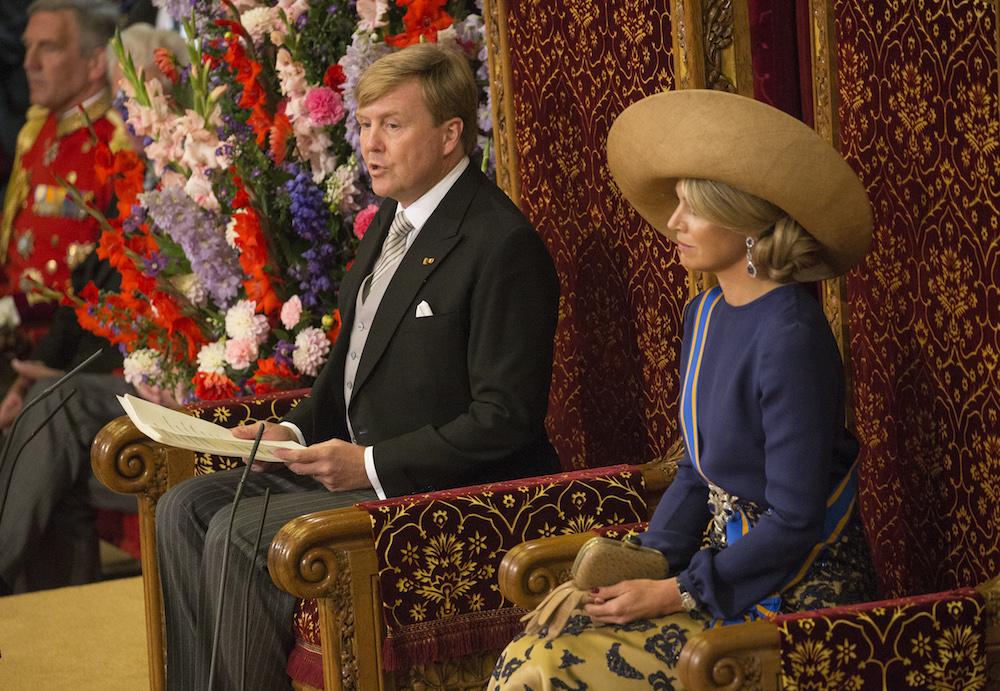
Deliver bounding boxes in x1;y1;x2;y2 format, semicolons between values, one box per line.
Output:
351;166;483;395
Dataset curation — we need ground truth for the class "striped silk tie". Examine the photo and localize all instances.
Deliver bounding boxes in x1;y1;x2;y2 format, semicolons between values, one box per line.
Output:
363;211;413;301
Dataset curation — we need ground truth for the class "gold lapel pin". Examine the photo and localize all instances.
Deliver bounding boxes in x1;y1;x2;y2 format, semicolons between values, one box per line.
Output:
422;257;435;265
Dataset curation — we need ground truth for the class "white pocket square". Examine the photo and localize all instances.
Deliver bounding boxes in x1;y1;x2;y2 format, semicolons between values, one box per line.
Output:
415;300;433;318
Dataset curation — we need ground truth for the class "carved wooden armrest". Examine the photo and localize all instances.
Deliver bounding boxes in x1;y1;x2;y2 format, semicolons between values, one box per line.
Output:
679;619;781;690
268;504;382;691
268;505;376;599
91;414;196;504
497;532;595;609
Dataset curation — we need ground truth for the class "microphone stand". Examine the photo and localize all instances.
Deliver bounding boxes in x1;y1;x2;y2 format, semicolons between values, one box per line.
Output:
0;349;103;530
207;423;265;691
241;487;271;691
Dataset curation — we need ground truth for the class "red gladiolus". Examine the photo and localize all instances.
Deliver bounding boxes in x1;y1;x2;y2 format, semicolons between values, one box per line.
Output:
269;113;292;165
385;0;453;47
249;358;296;394
323;64;346;93
153;48;179;83
192;371;239;401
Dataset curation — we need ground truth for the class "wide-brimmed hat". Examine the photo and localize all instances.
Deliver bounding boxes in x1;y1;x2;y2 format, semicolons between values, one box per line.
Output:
607;89;873;281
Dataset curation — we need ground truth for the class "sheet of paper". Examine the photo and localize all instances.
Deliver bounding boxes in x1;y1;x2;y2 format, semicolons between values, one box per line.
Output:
117;394;304;463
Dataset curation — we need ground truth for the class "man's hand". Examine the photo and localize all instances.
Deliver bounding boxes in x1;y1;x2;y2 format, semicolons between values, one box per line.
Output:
230;421;298;473
274;438;371;493
584;577;682;625
0;359;64;432
11;358;61;382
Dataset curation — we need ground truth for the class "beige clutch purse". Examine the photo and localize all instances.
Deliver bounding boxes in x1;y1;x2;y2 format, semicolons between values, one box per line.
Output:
520;535;669;639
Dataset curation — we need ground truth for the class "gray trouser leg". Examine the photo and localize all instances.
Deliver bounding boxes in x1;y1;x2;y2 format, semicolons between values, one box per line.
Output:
157;466;376;690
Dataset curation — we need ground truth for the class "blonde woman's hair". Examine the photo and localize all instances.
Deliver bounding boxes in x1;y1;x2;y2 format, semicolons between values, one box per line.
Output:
681;178;820;283
354;42;478;156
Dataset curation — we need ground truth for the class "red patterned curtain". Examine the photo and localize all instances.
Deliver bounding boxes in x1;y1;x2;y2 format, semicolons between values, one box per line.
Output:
836;1;1000;597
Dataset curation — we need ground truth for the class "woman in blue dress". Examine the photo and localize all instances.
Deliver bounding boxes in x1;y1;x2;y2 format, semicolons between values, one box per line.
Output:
491;90;877;690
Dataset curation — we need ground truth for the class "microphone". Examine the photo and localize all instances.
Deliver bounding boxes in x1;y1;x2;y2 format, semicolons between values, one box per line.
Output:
0;348;104;530
208;422;265;691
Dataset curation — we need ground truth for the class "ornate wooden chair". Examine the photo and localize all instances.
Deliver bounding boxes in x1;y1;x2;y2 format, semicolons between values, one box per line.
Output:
91;1;762;689
498;534;1000;689
92;393;674;690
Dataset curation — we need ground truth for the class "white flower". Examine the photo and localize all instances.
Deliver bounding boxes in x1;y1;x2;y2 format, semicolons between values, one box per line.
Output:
293;327;331;377
123;348;162;387
324;155;363;213
225;300;270;344
196;340;228;375
172;273;208;307
225;214;240;250
241;7;282;46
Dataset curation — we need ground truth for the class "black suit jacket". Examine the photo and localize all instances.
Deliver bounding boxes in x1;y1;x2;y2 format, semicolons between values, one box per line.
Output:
284;164;560;496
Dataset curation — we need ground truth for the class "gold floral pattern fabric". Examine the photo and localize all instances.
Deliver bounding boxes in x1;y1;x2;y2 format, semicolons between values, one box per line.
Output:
506;0;686;471
358;466;649;669
776;588;987;690
184;389;308;475
836;2;1000;597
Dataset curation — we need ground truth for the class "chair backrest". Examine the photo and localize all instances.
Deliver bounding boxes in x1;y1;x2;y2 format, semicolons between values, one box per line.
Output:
485;0;758;474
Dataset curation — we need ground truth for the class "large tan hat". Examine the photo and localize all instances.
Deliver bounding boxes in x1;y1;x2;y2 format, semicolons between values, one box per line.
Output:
607;89;873;281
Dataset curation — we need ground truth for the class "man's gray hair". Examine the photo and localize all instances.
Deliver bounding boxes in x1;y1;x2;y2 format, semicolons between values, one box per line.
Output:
27;0;120;56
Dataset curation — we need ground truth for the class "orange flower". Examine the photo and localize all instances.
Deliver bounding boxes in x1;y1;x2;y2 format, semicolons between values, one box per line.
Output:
249;358;297;394
192;371;239;401
386;0;453;47
269;112;292;165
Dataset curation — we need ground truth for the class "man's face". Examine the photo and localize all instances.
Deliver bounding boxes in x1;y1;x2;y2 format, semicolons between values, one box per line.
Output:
357;78;463;207
22;10;101;114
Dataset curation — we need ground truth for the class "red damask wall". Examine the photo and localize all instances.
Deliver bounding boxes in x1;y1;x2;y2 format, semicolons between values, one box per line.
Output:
837;1;1000;597
505;2;686;470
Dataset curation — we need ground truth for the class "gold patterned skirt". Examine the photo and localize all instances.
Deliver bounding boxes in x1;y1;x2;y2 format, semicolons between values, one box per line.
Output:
489;513;875;691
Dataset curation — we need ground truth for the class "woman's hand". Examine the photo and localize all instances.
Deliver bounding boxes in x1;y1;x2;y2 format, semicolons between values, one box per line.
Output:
584;577;684;625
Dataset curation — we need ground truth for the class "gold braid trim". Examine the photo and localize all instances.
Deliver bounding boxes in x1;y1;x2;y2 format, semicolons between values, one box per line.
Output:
0;106;50;265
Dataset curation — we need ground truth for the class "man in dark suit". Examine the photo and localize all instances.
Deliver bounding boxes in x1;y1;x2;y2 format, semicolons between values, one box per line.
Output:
156;43;561;690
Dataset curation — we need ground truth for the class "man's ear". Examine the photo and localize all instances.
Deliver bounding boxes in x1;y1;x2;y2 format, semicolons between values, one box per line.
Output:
87;45;109;88
441;116;464;157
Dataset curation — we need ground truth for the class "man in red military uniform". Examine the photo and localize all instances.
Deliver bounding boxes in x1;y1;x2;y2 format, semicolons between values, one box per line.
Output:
0;0;127;345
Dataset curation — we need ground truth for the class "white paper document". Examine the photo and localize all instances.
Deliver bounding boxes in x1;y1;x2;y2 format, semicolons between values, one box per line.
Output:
117;394;304;462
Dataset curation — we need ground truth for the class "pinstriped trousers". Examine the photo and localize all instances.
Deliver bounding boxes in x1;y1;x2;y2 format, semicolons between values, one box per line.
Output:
156;466;377;691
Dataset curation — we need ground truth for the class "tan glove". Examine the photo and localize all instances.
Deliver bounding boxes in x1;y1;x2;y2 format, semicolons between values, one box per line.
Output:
519;535;669;639
520;579;595;639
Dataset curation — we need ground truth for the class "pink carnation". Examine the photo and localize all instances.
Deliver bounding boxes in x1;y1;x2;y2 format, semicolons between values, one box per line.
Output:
280;295;303;330
353;204;380;239
293;327;332;377
304;87;345;126
225;337;259;370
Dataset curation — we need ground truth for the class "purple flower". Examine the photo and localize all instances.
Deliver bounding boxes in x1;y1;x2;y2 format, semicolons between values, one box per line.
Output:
141;186;244;308
142;251;172;277
283;167;337;309
274;339;297;368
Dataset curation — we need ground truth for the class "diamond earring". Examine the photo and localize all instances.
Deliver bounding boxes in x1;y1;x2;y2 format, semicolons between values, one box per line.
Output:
746;237;757;278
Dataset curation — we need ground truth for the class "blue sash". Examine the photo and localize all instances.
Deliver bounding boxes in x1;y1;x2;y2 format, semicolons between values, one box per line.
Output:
680;287;857;625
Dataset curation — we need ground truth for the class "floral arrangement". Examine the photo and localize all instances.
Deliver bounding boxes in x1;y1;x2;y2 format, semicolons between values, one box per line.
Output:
57;0;493;401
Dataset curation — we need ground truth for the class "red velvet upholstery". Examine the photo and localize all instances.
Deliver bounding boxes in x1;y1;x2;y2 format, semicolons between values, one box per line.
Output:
358;465;648;670
775;588;988;689
836;0;1000;598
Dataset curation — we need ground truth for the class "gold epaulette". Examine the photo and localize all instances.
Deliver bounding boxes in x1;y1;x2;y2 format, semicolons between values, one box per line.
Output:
0;106;51;265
